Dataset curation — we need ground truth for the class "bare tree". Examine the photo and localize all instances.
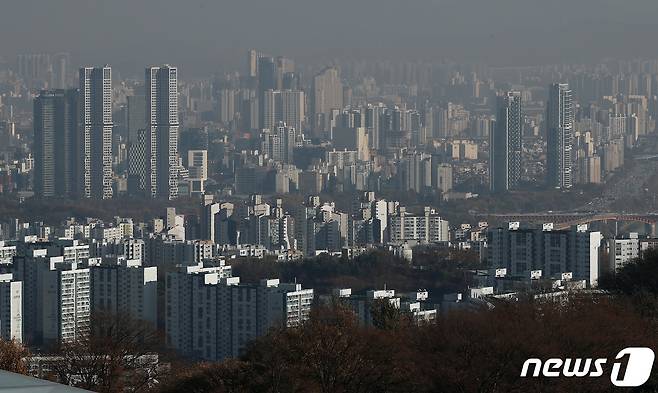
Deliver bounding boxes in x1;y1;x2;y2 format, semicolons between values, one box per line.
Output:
0;338;29;374
50;312;165;393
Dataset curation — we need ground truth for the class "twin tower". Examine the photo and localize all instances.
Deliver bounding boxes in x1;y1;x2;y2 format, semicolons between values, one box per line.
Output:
33;65;179;200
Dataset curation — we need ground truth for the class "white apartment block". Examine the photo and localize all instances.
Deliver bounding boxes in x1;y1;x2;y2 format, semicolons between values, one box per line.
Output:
92;226;124;243
0;273;22;342
123;239;145;262
388;207;449;244
166;267;312;361
187;150;208;195
13;252;90;345
79;66;113;199
0;241;17;262
146;65;179;200
90;259;158;327
330;288;437;327
41;263;91;344
59;240;91;263
609;233;640;272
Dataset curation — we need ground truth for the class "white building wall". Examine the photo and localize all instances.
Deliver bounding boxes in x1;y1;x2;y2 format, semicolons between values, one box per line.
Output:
0;276;22;342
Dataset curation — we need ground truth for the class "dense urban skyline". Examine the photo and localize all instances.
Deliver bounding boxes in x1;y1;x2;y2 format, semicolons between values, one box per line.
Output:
0;1;657;391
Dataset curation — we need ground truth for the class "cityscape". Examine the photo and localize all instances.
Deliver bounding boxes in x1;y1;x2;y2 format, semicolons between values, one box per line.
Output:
0;1;658;392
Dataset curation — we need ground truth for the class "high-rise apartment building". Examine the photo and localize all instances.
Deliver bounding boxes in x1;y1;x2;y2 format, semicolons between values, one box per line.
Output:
166;266;313;361
127;128;147;196
332;126;370;162
608;233;640;273
262;89;305;133
33;89;78;198
311;67;343;138
388;207;449;244
366;104;384;150
282;90;305;133
43;263;91;344
127;94;147;196
275;56;295;89
246;49;265;78
546;83;573;189
127;94;146;145
258;57;277;129
79;66;113;199
218;88;238;125
146;65;180;200
0;274;22;342
90;259;158;327
490;91;522;192
437;163;453;192
261;122;296;164
487;223;601;285
187;150;208;195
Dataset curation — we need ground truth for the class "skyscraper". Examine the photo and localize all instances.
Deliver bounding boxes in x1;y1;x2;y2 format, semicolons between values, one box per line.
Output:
261;122;296;164
51;52;70;89
262;90;305;132
33;89;78;198
127;128;147;196
127;94;147;196
246;49;265;78
127;94;146;144
257;57;277;93
262;90;279;132
258;57;277;129
490;91;522;192
146;65;180;200
311;67;343;138
218;88;237;125
79;66;113;199
366;104;383;150
546;83;573;189
275;56;295;89
281;90;304;133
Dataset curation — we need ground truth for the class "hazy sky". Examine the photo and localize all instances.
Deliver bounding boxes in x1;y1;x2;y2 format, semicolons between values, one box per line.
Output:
3;0;658;76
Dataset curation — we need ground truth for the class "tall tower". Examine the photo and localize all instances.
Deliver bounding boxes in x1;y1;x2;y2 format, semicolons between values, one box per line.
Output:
546;83;573;189
490;91;523;192
79;66;113;199
246;49;264;78
127;94;147;196
311;67;343;138
258;57;277;129
33;89;78;198
146;65;179;200
281;90;305;134
262;90;305;133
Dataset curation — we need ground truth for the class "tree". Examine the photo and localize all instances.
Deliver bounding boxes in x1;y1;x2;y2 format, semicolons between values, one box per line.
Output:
412;295;658;393
50;312;164;393
599;248;658;296
370;298;406;330
242;303;413;393
158;294;658;393
0;338;29;374
158;360;253;393
599;248;658;322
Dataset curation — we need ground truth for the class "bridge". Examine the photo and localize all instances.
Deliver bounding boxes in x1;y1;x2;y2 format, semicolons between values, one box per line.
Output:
483;212;658;232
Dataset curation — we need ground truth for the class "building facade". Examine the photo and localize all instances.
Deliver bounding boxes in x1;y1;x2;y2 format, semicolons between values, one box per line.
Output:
490;91;522;192
146;65;180;200
546;83;573;189
79;66;113;199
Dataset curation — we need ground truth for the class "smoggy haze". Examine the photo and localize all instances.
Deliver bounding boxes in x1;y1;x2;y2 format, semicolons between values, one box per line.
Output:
2;0;658;75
